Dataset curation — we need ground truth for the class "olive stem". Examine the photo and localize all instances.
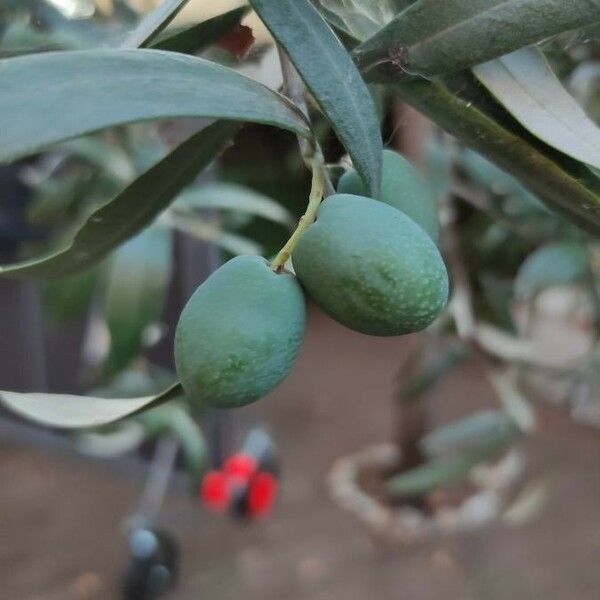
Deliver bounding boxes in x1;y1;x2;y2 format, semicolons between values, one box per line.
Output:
271;48;333;271
271;157;325;271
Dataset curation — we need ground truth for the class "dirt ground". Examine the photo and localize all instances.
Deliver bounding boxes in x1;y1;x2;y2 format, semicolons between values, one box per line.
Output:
1;306;599;600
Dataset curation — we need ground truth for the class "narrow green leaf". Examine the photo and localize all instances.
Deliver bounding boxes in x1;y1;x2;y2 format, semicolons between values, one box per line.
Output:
389;77;600;235
121;0;193;49
137;403;207;482
250;0;382;196
488;371;536;433
0;121;238;278
167;212;265;256
387;448;492;497
0;383;183;429
387;436;512;498
515;242;590;298
151;6;250;54
460;148;548;212
355;0;600;77
175;182;294;226
0;49;311;164
473;48;600;170
104;227;172;375
421;410;519;456
314;0;398;41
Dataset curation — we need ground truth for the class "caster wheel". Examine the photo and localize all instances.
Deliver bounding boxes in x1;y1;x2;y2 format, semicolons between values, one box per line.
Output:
123;528;178;600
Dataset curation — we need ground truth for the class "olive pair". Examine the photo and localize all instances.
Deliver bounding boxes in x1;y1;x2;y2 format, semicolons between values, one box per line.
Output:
175;151;448;409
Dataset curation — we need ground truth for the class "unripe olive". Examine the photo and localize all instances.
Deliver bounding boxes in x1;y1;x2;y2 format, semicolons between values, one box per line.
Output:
292;194;448;336
175;256;306;408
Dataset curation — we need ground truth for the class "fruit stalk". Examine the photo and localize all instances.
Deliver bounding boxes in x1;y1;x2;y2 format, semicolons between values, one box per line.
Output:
271;50;334;272
271;156;325;271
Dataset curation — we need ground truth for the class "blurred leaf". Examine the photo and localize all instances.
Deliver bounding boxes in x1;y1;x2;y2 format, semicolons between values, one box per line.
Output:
387;436;512;498
460;149;548;212
121;0;192;48
250;0;382;196
397;340;470;401
488;371;536;433
0;49;311;164
0;20;87;55
355;0;600;77
137;403;207;482
151;5;250;54
0;383;182;429
43;263;103;324
315;0;397;41
502;479;549;526
388;77;600;235
421;410;519;457
74;421;146;457
474;48;600;170
92;367;177;398
211;231;263;256
0;121;238;278
423;137;453;202
515;242;590;298
478;274;516;332
167;212;264;256
60;137;136;183
103;227;172;375
94;367;206;479
175;182;294;226
570;62;600;124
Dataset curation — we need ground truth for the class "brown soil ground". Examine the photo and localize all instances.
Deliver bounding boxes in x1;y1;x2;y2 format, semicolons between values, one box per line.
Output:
1;306;599;600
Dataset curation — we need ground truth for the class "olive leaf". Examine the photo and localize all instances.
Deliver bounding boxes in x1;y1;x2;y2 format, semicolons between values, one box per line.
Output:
0;121;238;278
165;211;265;256
355;0;600;77
473;48;600;170
175;182;294;227
103;226;173;375
421;410;519;456
390;77;600;235
387;433;514;498
0;383;183;429
250;0;382;197
514;242;591;298
314;0;397;40
136;403;207;482
0;49;311;164
121;0;193;49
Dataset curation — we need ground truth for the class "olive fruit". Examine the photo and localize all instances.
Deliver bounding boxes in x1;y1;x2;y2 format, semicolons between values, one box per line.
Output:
292;194;448;336
174;255;306;408
337;149;439;241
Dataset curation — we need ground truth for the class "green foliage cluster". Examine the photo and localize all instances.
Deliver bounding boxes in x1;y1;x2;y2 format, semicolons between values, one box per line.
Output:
0;0;599;491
